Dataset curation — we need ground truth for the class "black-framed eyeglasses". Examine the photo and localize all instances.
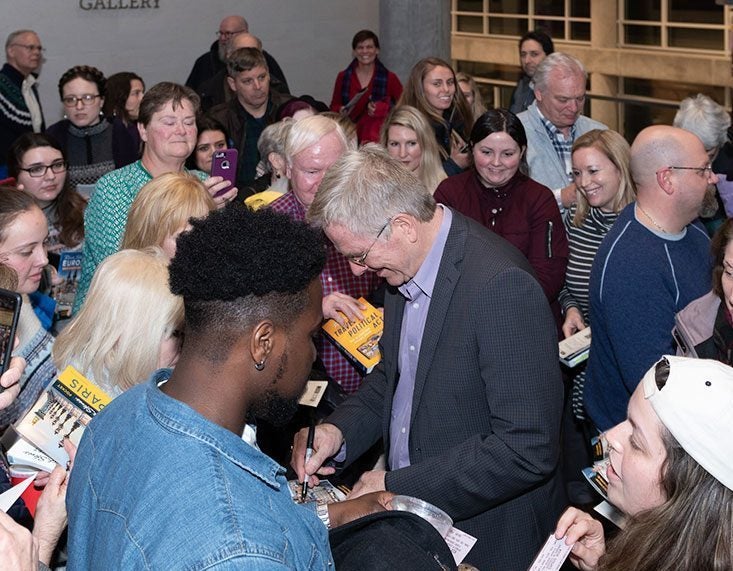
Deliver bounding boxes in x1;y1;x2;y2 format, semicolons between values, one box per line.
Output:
61;94;101;107
667;165;713;177
348;219;391;268
18;161;67;178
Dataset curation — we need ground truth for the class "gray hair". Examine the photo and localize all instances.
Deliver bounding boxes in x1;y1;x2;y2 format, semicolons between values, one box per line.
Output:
308;144;436;238
532;52;586;93
5;30;36;51
257;119;294;170
284;115;352;166
673;94;731;152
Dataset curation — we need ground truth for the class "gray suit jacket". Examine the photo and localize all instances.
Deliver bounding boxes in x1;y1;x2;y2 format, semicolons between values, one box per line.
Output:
518;101;607;192
327;211;565;570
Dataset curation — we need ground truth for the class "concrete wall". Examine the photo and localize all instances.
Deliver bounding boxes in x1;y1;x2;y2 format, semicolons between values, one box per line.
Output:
6;0;379;123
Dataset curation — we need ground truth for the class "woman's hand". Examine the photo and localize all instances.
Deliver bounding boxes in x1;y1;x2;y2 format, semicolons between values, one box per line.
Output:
203;176;238;209
0;354;25;410
450;138;471;170
562;307;587;338
554;507;606;570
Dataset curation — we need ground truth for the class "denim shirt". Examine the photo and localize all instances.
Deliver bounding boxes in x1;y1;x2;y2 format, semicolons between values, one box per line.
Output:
67;369;334;570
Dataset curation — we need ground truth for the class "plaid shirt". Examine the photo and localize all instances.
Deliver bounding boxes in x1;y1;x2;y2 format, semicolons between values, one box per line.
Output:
270;192;381;393
538;109;576;185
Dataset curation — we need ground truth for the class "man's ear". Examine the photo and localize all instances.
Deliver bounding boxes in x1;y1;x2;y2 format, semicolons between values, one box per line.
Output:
391;213;418;244
250;320;275;368
656;168;675;196
226;75;236;94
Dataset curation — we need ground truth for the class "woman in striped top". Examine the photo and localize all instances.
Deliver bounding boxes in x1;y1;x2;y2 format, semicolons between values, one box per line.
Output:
561;129;636;338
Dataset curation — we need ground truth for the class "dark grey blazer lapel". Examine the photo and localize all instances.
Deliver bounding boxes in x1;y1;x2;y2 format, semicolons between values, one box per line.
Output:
410;209;466;423
381;286;406;452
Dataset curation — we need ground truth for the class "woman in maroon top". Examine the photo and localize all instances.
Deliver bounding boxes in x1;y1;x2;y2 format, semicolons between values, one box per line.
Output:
435;108;568;327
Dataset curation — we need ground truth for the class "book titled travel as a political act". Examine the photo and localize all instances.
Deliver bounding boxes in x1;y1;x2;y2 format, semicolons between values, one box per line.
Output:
322;297;383;375
13;365;111;467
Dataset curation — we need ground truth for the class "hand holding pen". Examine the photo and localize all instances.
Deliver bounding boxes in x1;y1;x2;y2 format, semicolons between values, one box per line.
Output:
300;422;315;502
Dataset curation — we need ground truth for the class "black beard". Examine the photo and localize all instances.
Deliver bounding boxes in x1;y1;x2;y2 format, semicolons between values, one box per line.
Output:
248;353;300;427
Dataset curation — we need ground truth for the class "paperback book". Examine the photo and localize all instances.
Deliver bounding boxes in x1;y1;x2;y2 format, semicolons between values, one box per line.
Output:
52;251;83;319
322;297;383;375
14;365;111;466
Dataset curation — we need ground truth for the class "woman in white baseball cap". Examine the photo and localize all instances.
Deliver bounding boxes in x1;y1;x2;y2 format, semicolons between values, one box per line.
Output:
554;355;733;570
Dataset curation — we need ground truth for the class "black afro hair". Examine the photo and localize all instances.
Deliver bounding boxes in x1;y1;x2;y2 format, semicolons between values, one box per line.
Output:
169;206;326;302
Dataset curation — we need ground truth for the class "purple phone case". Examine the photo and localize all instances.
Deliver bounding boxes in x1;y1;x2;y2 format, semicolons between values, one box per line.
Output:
211;149;238;197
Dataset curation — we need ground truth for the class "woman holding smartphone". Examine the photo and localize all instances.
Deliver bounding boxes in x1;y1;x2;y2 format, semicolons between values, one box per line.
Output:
0;189;55;428
398;57;473;175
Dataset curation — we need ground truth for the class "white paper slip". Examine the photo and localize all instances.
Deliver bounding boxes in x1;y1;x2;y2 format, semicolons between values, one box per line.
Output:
444;527;478;565
6;437;57;472
299;380;329;407
0;473;37;513
527;534;573;571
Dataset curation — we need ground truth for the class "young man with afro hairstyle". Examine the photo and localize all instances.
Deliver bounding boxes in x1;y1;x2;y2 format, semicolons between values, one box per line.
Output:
67;206;392;569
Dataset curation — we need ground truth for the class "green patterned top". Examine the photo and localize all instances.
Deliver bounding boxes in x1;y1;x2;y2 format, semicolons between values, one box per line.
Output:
74;160;206;311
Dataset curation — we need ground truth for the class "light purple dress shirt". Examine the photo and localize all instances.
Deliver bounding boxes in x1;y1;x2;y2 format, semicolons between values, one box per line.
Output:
388;206;452;470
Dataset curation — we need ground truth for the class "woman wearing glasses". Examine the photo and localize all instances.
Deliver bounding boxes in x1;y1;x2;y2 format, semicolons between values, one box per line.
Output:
45;65;137;189
7;132;86;253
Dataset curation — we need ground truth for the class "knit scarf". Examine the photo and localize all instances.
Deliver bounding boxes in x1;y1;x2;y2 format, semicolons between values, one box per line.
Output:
340;57;389;106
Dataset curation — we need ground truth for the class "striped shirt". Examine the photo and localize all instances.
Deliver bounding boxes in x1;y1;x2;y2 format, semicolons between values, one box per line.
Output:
559;203;619;320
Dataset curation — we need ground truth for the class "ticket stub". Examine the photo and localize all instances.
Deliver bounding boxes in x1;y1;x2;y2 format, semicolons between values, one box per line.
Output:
527;534;573;571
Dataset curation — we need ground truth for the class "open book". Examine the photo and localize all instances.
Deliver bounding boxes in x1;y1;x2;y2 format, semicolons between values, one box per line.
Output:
14;365;111;467
322;297;383;375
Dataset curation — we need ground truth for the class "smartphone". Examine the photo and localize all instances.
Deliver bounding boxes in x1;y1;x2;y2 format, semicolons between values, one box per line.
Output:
0;288;21;386
210;149;238;198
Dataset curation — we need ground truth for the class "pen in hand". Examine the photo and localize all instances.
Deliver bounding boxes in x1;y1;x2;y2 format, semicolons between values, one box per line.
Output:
301;422;315;502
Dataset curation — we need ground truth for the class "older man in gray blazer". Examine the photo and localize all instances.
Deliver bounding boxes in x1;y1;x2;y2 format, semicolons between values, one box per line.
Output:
293;146;565;570
518;52;606;211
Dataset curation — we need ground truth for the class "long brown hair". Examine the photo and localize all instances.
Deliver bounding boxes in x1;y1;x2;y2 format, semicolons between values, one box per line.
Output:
399;57;473;144
599;428;733;570
7;132;86;247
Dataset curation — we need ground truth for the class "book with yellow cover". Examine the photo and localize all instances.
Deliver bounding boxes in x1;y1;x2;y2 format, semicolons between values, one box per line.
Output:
322;297;383;375
14;365;112;467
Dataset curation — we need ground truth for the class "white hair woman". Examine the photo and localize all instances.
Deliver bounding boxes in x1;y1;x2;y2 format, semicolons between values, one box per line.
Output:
53;248;183;397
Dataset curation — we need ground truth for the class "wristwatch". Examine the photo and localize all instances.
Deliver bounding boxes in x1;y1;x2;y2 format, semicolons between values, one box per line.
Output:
316;503;331;529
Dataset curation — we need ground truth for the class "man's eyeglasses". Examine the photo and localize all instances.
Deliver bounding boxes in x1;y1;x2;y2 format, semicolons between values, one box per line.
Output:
216;29;246;39
10;43;44;53
348;220;391;268
62;94;101;107
666;165;713;177
18;161;67;178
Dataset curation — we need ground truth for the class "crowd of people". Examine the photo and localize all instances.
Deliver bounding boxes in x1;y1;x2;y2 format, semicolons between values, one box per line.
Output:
0;14;732;571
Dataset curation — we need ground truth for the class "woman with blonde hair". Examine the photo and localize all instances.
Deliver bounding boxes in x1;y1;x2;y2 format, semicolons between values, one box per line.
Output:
379;105;447;194
456;72;487;120
561;129;636;341
122;172;215;259
53;248;183;397
399;57;473;175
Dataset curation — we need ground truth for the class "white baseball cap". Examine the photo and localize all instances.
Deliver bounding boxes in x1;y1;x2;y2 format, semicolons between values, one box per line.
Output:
642;355;733;491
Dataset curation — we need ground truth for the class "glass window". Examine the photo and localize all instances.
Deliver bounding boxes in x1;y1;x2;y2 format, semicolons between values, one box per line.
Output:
625;0;660;21
669;0;722;24
488;17;528;36
570;22;591;42
457;16;484;34
489;0;527;12
625;24;661;46
457;0;484;12
669;28;724;51
570;0;590;18
535;0;563;17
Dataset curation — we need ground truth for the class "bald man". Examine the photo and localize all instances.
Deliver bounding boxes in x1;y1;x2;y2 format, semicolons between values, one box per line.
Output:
185;15;289;95
198;32;289;112
583;125;717;431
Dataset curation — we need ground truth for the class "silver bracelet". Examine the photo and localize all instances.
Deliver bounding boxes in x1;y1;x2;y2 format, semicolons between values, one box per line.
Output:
316;503;331;529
